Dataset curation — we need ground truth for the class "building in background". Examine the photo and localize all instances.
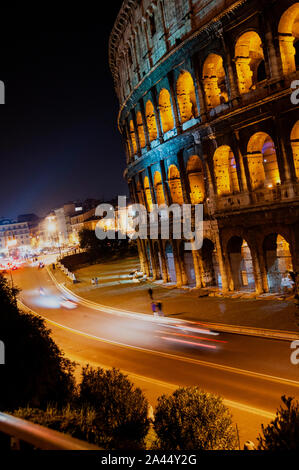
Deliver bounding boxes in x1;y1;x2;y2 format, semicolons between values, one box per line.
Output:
0;218;30;257
110;0;299;294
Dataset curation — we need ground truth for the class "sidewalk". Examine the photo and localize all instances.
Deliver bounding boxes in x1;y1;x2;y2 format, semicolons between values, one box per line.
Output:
49;256;299;338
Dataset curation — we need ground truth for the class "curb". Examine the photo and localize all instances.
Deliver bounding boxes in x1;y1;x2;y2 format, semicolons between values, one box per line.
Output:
47;267;299;342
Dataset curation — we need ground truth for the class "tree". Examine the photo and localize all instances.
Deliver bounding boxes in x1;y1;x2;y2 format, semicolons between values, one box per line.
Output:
79;228;137;263
0;274;76;411
77;366;150;449
153;387;237;450
257;395;299;450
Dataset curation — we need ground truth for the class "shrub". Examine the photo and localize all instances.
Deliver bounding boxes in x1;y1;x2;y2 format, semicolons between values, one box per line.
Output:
77;366;150;449
257;395;299;450
12;405;99;446
153;387;237;450
0;274;76;410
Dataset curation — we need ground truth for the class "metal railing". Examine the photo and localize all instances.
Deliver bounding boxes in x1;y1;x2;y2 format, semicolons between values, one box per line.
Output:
0;412;101;450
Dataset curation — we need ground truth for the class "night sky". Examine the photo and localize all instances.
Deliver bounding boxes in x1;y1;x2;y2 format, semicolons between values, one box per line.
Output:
0;3;128;219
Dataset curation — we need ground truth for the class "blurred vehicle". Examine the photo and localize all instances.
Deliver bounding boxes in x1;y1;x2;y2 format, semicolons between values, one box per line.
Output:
60;297;77;309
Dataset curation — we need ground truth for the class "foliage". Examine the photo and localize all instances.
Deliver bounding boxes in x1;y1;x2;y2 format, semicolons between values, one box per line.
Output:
257;395;299;450
77;366;150;449
153;387;237;450
0;274;76;411
12;405;99;446
79;228;137;264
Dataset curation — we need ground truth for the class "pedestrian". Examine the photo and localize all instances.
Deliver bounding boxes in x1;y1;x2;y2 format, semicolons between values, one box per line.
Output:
148;288;153;300
151;301;157;317
91;278;95;285
156;301;164;317
52;263;55;270
95;277;99;286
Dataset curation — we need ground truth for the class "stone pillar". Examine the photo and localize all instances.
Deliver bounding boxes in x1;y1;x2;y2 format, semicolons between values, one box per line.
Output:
158;239;169;283
152;87;164;143
233;130;248;192
140;100;151;151
278;34;296;76
177;151;191;204
250;243;264;295
147;166;157;206
140;239;151;277
137;238;146;274
172;240;183;287
168;71;182;133
160;160;171;206
214;229;229;292
192;249;203;288
148;238;159;280
132;110;142;156
264;23;281;80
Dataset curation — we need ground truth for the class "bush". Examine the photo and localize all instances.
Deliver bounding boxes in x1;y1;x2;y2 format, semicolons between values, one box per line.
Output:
257;395;299;450
12;405;99;446
77;366;150;449
0;274;76;410
153;387;237;450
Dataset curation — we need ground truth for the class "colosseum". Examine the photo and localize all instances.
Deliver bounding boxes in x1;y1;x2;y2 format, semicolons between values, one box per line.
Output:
109;0;299;295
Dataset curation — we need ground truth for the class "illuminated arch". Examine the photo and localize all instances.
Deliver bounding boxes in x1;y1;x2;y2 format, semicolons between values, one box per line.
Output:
154;171;166;206
235;31;266;94
186;155;205;204
247;133;280;190
278;3;299;75
291;120;299;178
129;120;137;154
213;146;239;196
136;111;146;148
202;54;228;109
263;233;293;293
144;176;153;211
159;89;174;133
136;181;145;206
145;100;158;141
227;237;255;291
176;71;198;123
168;165;184;205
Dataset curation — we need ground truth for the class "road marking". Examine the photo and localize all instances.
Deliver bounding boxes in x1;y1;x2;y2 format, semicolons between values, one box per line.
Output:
18;299;299;389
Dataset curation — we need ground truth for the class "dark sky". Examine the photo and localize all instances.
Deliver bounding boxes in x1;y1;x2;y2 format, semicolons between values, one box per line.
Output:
0;3;128;219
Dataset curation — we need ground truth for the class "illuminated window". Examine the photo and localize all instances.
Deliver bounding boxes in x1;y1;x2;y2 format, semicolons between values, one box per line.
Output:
278;4;299;75
129;120;137;154
213;146;239;196
202;54;228;109
154;171;166;206
291;120;299;178
247;132;280;190
136;112;146;148
144;176;153;211
159;89;174;133
168;165;184;205
235;32;266;94
186;155;205;204
145;100;158;141
176;71;198;123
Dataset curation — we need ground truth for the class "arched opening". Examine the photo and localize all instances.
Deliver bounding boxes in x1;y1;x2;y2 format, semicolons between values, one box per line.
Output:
213;146;239;196
129;120;137;154
136;111;146;148
186;155;205;204
154;171;166;206
144;176;153;211
202;54;228;109
227;237;255;291
200;239;217;287
168;165;184;205
159;89;174;133
235;32;266;94
176;71;198;123
145;100;158;141
180;241;196;287
247;132;280;190
165;242;177;283
278;4;299;75
263;234;293;293
291;120;299;178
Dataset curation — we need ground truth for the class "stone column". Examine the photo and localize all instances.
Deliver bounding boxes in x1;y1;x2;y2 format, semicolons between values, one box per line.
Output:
172;240;183;287
192;249;203;288
152;87;164;144
168;71;182;133
233;130;248;192
140;100;151;151
158;239;169;283
214;228;229;292
264;23;281;80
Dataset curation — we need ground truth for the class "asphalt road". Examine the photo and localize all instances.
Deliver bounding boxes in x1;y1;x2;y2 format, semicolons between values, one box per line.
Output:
12;265;299;423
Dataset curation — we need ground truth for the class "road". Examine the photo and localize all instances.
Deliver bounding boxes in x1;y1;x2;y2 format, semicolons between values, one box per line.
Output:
11;264;299;444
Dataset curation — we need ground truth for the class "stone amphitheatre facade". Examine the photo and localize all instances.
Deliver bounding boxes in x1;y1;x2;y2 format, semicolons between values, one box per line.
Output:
109;0;299;294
